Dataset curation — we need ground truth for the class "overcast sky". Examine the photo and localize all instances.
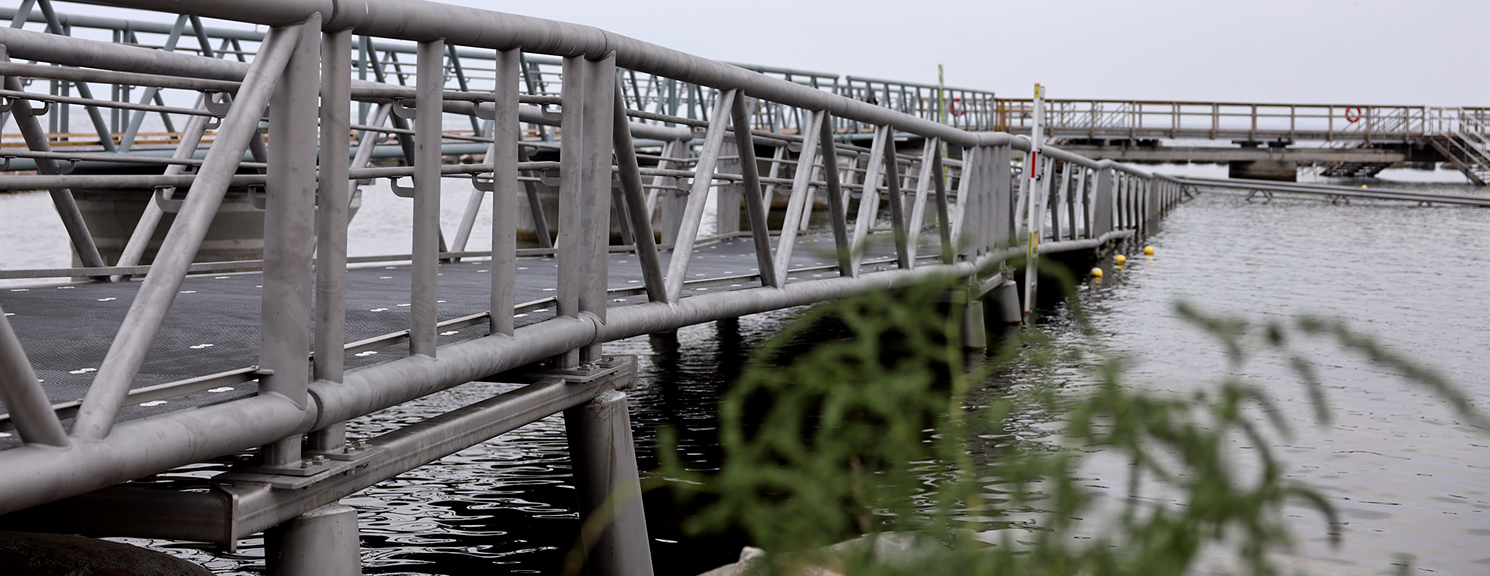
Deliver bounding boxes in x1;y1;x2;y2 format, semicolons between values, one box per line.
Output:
21;0;1489;106
438;0;1486;107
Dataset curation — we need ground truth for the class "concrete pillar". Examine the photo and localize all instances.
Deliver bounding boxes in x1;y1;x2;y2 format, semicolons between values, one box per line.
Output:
564;390;655;576
989;280;1023;325
265;504;361;576
960;299;988;349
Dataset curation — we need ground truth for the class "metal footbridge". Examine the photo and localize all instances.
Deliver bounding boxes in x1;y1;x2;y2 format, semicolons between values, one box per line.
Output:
0;1;1191;574
994;99;1490;183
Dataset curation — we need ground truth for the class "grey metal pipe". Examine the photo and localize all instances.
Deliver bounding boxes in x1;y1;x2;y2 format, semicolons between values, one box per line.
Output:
817;112;853;276
112;112;212;282
258;15;320;468
612;83;669;304
729;94;780;288
314;29;353;388
0;60;240;93
0;173;266;191
1;48;108;273
0;305;69;448
664;89;734;302
489;48;520;336
69;22;302;442
409;38;443;358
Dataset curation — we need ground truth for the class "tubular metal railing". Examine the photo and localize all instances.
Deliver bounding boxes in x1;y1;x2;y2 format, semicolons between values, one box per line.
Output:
996;98;1490;144
0;0;1186;565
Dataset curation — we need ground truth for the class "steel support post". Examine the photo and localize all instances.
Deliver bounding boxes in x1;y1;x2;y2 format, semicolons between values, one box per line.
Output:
652;140;687;246
612;83;668;303
905;140;939;268
664;88;733;302
564;390;654;576
112;112;212;281
0;46;107;273
490;48;521;336
70;23;301;441
311;28;352;452
728;95;779;288
883;132;910;269
264;503;361;576
0;304;68;447
930;144;953;264
259;17;320;467
773;109;824;281
816;113;853;276
514;146;554;249
556;53;615;366
411;39;444;358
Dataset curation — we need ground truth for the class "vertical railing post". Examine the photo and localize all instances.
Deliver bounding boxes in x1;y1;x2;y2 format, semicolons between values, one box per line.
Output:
410;38;445;358
490;48;522;335
258;16;320;468
310;28;352;452
557;53;615;366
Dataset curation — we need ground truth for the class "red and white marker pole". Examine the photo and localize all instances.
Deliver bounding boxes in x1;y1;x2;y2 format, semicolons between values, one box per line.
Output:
1022;83;1046;317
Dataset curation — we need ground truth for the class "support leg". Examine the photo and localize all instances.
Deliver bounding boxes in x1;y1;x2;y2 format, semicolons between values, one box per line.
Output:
564;390;654;576
265;503;361;576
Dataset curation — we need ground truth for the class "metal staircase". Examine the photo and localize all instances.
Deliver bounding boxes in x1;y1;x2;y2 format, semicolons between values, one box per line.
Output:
1426;108;1490;185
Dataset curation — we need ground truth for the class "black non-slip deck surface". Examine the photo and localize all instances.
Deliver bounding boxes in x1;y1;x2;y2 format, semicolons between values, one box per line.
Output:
0;234;905;447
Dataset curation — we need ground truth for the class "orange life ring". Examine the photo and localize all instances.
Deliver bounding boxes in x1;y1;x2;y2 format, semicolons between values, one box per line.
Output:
1345;107;1363;123
948;97;964;117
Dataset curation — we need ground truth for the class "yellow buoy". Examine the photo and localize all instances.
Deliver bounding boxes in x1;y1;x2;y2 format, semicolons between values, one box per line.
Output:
1143;246;1155;256
1090;267;1103;279
1115;254;1127;265
1361;184;1368;189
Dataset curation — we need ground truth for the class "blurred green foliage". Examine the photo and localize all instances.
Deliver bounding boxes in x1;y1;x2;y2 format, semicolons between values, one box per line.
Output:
657;265;1481;576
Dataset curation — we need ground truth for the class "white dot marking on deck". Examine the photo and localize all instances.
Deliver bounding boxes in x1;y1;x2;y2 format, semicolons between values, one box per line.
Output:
97;297;116;302
70;368;97;374
190;343;214;349
9;289;28;292
180;290;196;294
370;308;389;312
139;401;168;407
355;351;378;357
440;330;459;336
208;387;234;393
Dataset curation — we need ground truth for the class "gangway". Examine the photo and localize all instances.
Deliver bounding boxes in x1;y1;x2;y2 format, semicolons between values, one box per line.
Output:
0;2;1187;575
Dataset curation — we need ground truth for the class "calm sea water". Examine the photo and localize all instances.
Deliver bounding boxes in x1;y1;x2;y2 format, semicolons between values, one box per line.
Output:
2;165;1487;575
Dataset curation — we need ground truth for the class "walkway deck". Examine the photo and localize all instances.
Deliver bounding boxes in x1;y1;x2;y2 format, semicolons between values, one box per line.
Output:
0;234;909;446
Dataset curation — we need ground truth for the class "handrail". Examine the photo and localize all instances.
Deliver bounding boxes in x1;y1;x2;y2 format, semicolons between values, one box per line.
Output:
0;0;1191;520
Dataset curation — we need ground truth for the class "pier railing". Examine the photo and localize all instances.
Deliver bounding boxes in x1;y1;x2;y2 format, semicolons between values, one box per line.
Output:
996;98;1490;144
0;0;1186;567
